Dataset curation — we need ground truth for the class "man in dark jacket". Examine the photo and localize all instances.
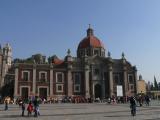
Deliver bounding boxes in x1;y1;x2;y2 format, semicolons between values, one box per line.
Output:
33;96;40;117
130;96;136;116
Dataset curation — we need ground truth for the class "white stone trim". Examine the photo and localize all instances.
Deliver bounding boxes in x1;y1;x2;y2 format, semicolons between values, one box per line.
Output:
22;70;30;81
56;72;64;83
56;84;63;92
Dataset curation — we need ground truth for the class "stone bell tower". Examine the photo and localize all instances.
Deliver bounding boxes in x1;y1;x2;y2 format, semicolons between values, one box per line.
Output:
0;43;12;87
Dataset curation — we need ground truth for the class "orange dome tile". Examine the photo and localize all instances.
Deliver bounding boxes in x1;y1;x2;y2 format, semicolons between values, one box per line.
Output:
78;36;104;49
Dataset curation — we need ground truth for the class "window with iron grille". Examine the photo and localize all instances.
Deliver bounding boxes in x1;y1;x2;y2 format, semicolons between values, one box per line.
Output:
56;72;64;83
74;73;81;92
22;71;30;81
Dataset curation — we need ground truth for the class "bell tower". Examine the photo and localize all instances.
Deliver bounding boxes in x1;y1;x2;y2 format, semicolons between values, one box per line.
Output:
3;43;12;67
0;43;12;87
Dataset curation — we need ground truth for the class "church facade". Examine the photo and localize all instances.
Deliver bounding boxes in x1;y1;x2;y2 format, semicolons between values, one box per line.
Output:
13;26;137;100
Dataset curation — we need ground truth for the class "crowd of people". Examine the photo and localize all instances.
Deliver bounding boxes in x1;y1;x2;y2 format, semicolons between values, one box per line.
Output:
1;95;152;117
2;95;152;106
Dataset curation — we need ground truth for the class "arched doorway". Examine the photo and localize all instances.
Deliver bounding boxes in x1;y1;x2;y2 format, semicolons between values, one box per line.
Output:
94;84;102;99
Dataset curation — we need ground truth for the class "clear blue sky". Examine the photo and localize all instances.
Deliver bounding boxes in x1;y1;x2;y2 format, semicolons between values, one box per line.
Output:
0;0;160;82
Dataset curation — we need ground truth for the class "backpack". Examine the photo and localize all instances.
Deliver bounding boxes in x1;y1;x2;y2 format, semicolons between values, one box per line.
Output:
27;105;33;112
130;97;136;105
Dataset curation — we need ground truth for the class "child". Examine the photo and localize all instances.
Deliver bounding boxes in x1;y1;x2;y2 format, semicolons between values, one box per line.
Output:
27;102;33;116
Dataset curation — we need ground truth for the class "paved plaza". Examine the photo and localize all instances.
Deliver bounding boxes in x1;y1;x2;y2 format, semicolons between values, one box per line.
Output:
0;101;160;120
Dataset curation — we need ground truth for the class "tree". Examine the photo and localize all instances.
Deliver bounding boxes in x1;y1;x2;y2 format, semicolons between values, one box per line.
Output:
150;83;154;91
158;82;160;90
0;81;14;98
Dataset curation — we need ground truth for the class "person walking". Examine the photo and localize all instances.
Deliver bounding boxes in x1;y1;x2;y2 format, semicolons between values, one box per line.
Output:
4;99;8;111
21;101;25;116
130;96;137;116
145;95;150;106
33;96;40;117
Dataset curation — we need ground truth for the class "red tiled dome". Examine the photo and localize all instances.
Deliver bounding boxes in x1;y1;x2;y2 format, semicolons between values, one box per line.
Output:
78;36;104;49
78;26;104;49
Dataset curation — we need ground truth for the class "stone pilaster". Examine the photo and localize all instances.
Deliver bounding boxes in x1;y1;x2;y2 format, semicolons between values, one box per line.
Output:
109;65;113;97
92;83;95;99
85;65;90;98
65;49;73;96
50;66;53;96
134;67;138;95
14;67;18;97
67;70;72;96
123;66;128;96
102;80;105;98
32;65;36;95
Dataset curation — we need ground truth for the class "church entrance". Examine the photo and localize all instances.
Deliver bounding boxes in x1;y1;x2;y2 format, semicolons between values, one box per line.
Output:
39;88;47;100
94;84;102;99
21;87;28;99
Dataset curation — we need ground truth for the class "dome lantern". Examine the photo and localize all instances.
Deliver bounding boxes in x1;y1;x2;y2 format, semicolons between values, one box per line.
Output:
87;24;94;36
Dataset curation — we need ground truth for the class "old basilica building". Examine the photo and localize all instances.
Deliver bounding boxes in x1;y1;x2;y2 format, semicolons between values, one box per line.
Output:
3;26;137;100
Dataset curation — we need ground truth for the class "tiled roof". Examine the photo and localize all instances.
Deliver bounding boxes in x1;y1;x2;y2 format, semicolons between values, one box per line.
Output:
78;36;104;49
52;58;63;65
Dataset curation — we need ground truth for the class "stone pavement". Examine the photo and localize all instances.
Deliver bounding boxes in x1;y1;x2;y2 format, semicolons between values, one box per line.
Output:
0;101;160;120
